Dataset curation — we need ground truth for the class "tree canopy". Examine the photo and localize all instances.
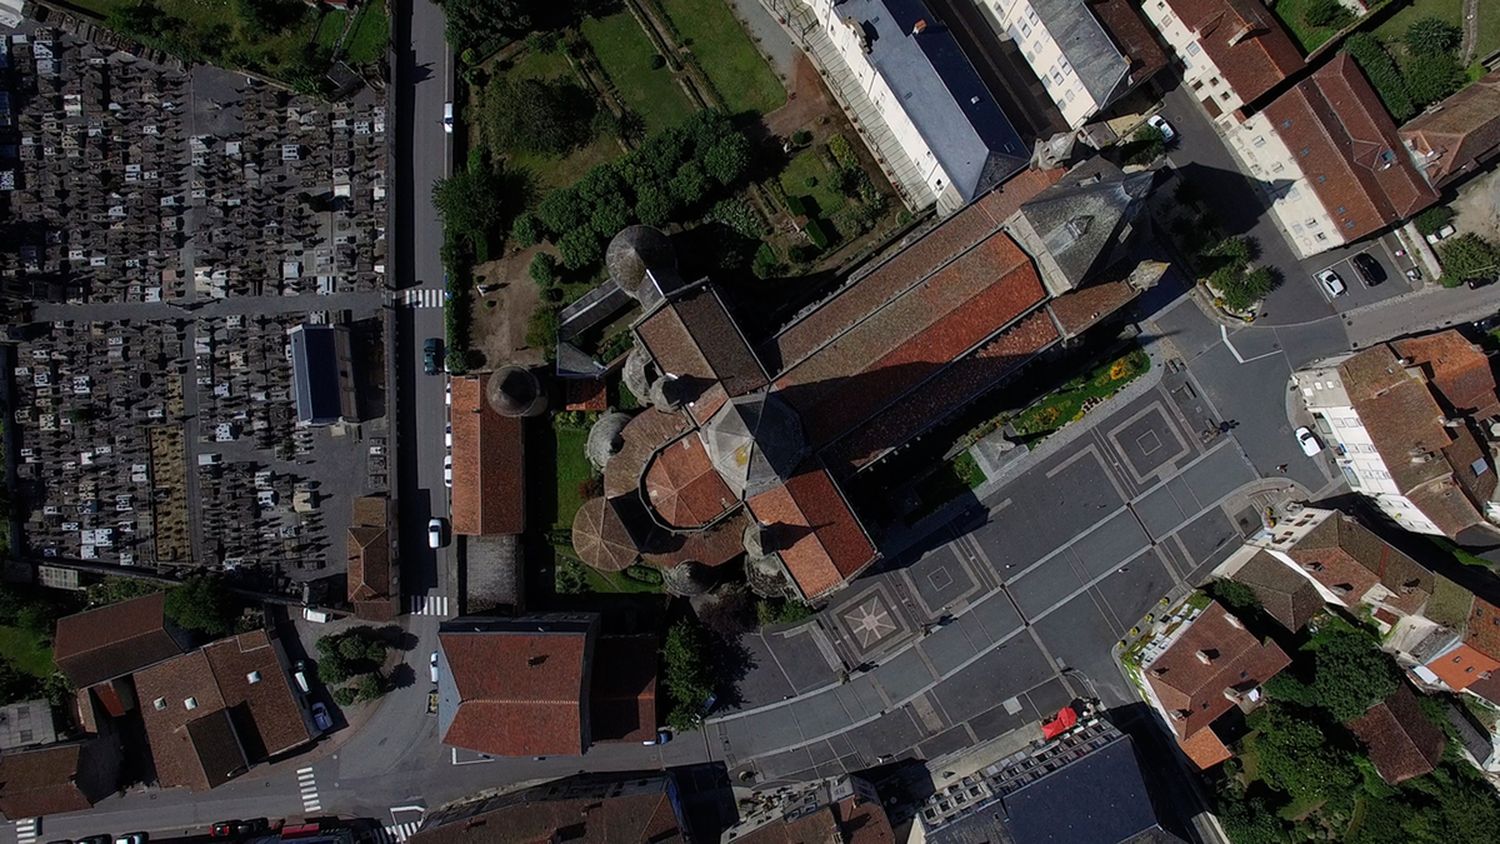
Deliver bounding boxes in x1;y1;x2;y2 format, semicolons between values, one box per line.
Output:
1266;623;1399;721
433;166;504;251
1249;703;1362;804
163;575;238;637
662;618;714;731
1405;16;1462;57
438;0;532;51
1438;234;1499;287
482;78;599;156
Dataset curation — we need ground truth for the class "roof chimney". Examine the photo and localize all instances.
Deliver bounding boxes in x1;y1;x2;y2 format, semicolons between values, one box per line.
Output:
912;19;927;35
1224;613;1244;630
1226;20;1257;47
527;655;545;667
1195;649;1217;665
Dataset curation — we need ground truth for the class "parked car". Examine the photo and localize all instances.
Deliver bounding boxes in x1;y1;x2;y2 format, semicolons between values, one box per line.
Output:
443;102;454;133
428;688;440;715
1351;253;1384;287
1316;269;1346;298
423;338;442;375
430;651;440;683
1145;114;1176;143
293;661;311;694
75;837;112;844
1405;266;1423;282
311;702;332;732
1295;426;1322;456
641;729;672;746
445;423;452;449
211;819;268;838
114;835;149;844
428;517;447;549
443;454;452;488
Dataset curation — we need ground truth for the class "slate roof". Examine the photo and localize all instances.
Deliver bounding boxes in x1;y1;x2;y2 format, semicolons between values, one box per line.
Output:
449;376;526;536
53;592;184;688
840;0;1029;202
1400;69;1500;187
1161;0;1303;105
1003;733;1167;844
1286;512;1432;615
1349;684;1445;785
643;432;737;529
437;616;597;757
1144;601;1290;740
766;168;1064;372
635;286;767;425
589;635;658;744
1265;56;1438;245
0;743;96;818
747;465;878;600
700;392;807;500
1231;552;1322;631
1028;0;1130;108
1005;163;1153;294
288;324;344;425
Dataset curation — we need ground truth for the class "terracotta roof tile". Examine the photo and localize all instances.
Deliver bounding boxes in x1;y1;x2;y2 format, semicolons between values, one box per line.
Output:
1265;56;1437;243
564;377;608;412
1393;332;1500;418
640;506;751;569
643;433;736;528
0;743;95;818
450;376;526;536
830;310;1059;473
1464;597;1500;662
201;631;314;760
1091;0;1169;89
1046;280;1140;338
775;235;1046;446
636;287;767;424
1178;726;1234;770
1287;514;1431;614
1163;0;1303;104
134;650;232;791
1399;69;1500;187
347;524;390;603
1231;551;1323;631
1425;642;1500;692
589;635;657;743
603;409;691;499
439;621;595;757
765;168;1064;371
53;592;183;688
748;466;876;600
1143;602;1290;740
1349;684;1445;784
572;496;641;572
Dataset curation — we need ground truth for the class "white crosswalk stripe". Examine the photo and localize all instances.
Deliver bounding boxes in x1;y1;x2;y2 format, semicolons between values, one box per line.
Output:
409;594;449;617
397;287;445;308
297;766;321;813
377;821;421;842
15;818;37;844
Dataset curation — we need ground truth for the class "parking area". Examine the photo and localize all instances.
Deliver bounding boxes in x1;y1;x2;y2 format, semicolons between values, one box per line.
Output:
709;380;1267;784
1304;233;1419;310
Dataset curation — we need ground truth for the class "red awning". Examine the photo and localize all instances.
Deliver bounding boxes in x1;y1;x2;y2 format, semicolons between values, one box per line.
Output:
1041;704;1078;740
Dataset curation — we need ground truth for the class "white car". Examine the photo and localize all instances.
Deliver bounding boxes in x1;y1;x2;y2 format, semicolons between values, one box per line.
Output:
427;517;447;549
443;102;453;134
443;454;452;488
311;701;332;732
445;382;452;407
1295;426;1322;457
430;651;440;683
1317;269;1346;298
445;423;452;449
1146;114;1176;143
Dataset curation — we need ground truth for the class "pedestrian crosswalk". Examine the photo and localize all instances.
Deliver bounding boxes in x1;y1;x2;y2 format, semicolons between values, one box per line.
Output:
376;821;421;842
409;594;450;617
14;818;36;844
297;766;321;814
397;287;445;308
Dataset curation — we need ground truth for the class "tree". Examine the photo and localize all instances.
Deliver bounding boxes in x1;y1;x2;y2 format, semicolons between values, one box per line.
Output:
1216;784;1290;844
1124;125;1166;166
354;671;388;702
558;227;603;270
1203;579;1261;616
438;0;531;51
1267;624;1399;721
511;212;541;247
1414;206;1455;237
332;686;358;707
482;78;597;156
1405;51;1465;107
1250;703;1361;803
1304;0;1354;29
1439;234;1500;287
234;0;305;37
662;618;714;731
669;162;709;208
1405;16;1462;57
164;575;237;637
634;184;676;228
703;135;753;186
536;188;587;238
433;168;504;246
529;253;559;290
1218;266;1277;312
1345;33;1416;121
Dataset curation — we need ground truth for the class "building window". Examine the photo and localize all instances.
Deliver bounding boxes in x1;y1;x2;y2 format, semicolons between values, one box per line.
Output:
1316;232;1328;241
1019;21;1031;37
1191;79;1204;91
1220;92;1231;101
1317;175;1326;183
1345;220;1356;230
1300;146;1310;157
1336;206;1346;214
1187;42;1201;56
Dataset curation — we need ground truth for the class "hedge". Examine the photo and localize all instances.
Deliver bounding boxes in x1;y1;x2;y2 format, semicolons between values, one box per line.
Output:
1344;34;1415;121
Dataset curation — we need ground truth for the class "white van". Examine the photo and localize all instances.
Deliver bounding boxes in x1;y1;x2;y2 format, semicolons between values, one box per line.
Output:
302;607;330;623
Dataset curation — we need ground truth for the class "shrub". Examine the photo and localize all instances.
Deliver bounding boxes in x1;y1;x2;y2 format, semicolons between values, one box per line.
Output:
528;253;558;289
332;686;358;707
784;193;810;217
827;134;859;169
556;559;589;594
527;305;560;357
662;619;714;730
803;218;833;251
622;565;663;584
1303;0;1353;29
1439;234;1500;287
649;53;665;70
481;77;598;156
1124;125;1165;166
791;129;812;146
1405;16;1462;57
511;211;541;247
1405;50;1465;107
709;198;765;239
1415;205;1455;237
1344;34;1415;121
752;242;783;279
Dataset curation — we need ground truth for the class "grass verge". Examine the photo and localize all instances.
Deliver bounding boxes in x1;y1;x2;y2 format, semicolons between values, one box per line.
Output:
581;11;700;133
0;626;54;678
1012;348;1151;438
658;0;786;115
345;1;390;65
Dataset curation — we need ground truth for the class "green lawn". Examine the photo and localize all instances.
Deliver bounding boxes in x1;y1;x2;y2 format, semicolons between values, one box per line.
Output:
1374;0;1464;44
494;47;626;191
1269;0;1346;53
345;1;389;65
0;626;54;679
314;9;347;53
1478;3;1500;58
1013;349;1151;438
553;423;593;532
779;149;845;218
582;12;700;134
659;0;786;115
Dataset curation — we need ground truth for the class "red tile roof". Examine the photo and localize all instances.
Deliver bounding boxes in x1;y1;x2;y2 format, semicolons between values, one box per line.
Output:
774;234;1046;446
572;496;641;572
636;287;767;425
1178;726;1234;770
1265;55;1438;244
134;650;240;792
53;592;183;688
1349;684;1445;784
1144;601;1290;740
589;635;657;743
1286;513;1432;615
1424;642;1499;692
829;309;1059;473
440;622;594;757
200;632;315;760
747;466;877;600
1091;0;1169;90
1399;70;1500;188
450;376;526;536
643;433;736;528
1163;0;1303;105
1464;597;1500;662
1046;280;1140;339
564;377;608;412
1393;332;1500;418
603;409;691;499
640;506;752;569
765;168;1064;371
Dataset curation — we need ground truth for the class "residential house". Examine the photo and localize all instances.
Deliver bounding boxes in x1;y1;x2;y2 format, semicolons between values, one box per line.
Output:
449;374;526;536
409;772;690;843
1349;683;1447;785
52;592;189;717
1228;550;1323;631
1227;55;1437;257
346;495;396;621
1141;601;1291;769
1401;69;1500;189
1293;333;1500;543
1138;0;1303;127
0;738;122;820
801;0;1031;214
983;0;1166;130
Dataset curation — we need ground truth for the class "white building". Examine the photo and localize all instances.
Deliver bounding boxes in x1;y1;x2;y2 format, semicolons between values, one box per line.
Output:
801;0;1029;214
